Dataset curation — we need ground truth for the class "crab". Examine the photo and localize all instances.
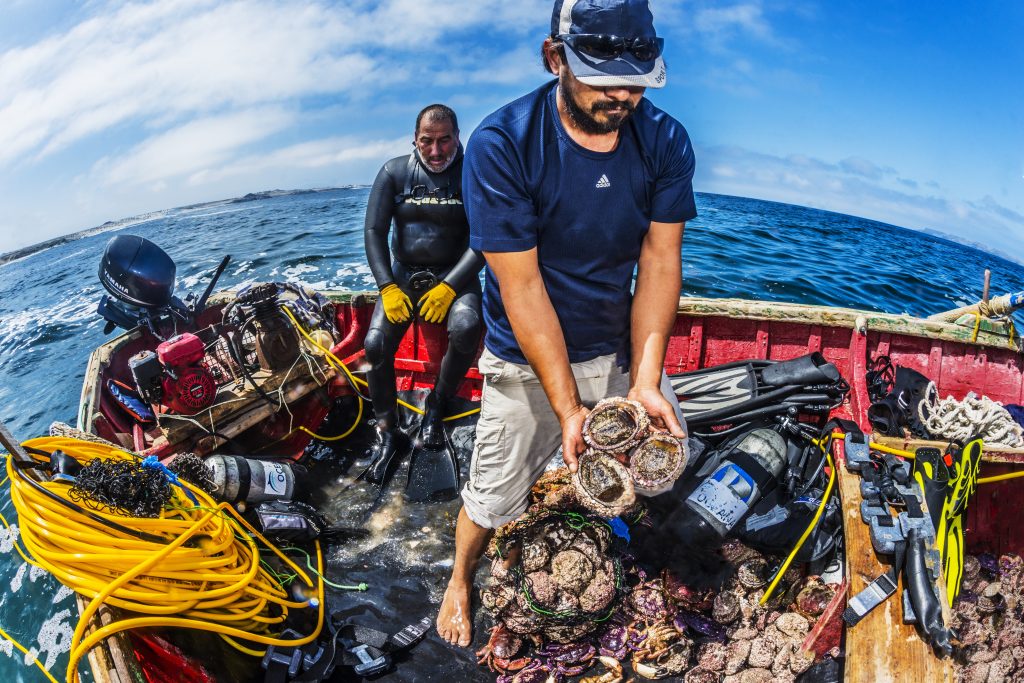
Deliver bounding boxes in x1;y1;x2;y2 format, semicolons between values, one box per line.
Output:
674;609;727;642
597;620;629;659
629;432;687;489
496;659;551;683
583;397;649;452
628;579;676;624
663;570;717;611
477;624;531;673
580;656;625;683
631;623;694;679
541;641;597;677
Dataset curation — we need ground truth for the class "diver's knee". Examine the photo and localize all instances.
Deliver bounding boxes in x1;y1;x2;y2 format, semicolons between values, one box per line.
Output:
448;311;482;354
363;328;390;367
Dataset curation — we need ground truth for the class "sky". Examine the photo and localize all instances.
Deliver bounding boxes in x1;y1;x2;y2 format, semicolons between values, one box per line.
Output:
0;0;1022;257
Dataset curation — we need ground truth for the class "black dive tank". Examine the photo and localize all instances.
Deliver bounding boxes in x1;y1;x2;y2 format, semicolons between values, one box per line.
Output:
678;428;787;548
99;235;176;308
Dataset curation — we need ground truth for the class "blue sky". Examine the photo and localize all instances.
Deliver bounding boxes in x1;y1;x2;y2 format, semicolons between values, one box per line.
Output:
0;0;1021;256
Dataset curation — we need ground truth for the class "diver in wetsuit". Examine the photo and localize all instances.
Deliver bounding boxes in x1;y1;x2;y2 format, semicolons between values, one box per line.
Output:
362;104;484;485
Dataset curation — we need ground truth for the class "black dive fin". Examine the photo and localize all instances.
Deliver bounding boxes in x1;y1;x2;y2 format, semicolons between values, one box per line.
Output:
759;352;840;387
405;426;460;503
670;353;845;430
670;361;763;419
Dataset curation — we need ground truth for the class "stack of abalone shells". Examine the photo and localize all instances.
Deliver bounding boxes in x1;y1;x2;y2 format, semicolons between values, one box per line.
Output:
573;397;688;517
951;552;1024;682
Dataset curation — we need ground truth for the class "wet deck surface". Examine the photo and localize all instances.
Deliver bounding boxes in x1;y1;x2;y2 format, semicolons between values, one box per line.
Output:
305;393;495;682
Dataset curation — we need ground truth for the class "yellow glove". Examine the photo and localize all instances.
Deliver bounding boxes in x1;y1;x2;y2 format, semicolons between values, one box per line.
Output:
380;284;412;323
417;282;456;324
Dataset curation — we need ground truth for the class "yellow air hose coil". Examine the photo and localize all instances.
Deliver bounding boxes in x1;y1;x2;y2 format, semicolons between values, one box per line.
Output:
6;436;324;683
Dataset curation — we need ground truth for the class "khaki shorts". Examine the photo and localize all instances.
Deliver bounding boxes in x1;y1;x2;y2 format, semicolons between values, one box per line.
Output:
461;348;685;529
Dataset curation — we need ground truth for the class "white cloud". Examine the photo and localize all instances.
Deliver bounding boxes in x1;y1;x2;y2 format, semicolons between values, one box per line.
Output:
693;3;773;43
0;0;549;171
92;107;296;186
187;135;411;185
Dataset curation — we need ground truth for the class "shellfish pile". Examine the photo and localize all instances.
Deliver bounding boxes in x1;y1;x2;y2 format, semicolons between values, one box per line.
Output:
479;477;845;682
952;552;1024;683
573;397;689;517
481;508;624;646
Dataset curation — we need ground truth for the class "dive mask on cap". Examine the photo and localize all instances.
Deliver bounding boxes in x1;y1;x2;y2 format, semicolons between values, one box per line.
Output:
551;0;667;88
558;34;664;63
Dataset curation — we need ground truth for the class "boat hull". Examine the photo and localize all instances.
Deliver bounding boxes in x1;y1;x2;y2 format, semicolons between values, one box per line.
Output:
74;293;1024;682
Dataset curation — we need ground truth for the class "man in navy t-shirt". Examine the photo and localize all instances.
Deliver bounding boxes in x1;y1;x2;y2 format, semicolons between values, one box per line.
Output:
437;0;697;646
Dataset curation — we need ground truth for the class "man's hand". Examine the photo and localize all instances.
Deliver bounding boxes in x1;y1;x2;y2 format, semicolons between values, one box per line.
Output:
559;404;591;473
628;385;686;438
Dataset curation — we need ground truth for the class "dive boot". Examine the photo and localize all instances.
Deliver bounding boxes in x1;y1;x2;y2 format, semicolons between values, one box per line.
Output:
418;392;446;450
867;367;932;438
363;425;409;488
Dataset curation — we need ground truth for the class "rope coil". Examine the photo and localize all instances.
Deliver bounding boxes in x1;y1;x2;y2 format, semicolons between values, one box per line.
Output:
917;383;1024;448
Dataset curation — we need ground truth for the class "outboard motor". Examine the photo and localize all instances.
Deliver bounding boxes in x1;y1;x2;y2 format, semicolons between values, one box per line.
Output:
96;235;230;336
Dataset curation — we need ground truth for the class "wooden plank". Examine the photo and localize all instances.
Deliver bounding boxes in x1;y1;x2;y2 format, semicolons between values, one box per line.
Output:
837;462;953;683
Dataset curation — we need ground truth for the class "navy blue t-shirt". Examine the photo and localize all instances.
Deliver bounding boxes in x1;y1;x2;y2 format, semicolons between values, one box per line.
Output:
465;80;697;365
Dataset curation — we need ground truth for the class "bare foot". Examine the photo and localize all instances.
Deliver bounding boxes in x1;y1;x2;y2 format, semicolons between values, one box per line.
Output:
436;581;473;647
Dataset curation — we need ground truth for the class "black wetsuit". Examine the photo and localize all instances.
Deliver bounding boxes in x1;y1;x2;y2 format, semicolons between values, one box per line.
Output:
363;150;484;430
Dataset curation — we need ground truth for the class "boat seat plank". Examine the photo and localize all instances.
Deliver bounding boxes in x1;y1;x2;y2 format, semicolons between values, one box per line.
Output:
838;461;953;683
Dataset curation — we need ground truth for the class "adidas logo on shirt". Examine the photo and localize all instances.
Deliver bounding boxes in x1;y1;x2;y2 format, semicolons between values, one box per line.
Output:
595;174;611;189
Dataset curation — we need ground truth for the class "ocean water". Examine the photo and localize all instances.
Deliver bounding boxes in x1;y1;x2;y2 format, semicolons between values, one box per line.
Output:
0;189;1021;681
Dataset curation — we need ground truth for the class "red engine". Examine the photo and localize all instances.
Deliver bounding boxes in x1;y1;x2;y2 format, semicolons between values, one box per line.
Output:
156;333;217;414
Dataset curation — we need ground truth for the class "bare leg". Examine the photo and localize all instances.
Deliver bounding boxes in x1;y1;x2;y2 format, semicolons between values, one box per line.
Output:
437;506;492;647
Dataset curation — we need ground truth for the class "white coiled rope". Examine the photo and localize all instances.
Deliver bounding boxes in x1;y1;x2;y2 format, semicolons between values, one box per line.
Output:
917;382;1024;448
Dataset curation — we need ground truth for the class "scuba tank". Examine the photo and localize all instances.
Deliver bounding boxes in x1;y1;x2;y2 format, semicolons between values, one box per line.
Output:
206;455;296;505
678;428;787;548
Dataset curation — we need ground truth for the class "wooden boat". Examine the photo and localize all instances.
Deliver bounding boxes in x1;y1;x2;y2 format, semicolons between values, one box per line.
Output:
62;292;1024;682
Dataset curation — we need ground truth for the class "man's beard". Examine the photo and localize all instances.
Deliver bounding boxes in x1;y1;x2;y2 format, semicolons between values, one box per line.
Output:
416;146;459;173
559;76;636;135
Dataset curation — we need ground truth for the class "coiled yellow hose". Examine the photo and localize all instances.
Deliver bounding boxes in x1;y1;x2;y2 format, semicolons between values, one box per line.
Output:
7;436;324;683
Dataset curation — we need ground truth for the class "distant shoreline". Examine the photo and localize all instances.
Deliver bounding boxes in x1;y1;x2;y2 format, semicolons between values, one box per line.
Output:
0;187;364;265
